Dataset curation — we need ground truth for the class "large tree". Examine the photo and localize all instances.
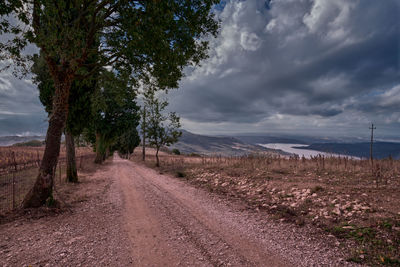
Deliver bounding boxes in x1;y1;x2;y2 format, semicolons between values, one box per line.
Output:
0;0;219;207
31;53;97;183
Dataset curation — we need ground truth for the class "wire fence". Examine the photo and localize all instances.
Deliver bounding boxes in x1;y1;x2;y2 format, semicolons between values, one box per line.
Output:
0;154;95;214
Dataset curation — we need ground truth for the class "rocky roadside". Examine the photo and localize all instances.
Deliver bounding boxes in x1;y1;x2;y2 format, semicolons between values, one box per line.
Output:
172;166;400;266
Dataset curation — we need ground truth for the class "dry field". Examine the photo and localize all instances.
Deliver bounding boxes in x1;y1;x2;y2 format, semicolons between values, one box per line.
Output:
0;146;95;213
133;149;400;266
0;145;93;171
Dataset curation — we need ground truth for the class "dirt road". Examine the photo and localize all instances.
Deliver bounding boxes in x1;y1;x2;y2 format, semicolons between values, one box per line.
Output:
115;156;351;266
0;156;352;266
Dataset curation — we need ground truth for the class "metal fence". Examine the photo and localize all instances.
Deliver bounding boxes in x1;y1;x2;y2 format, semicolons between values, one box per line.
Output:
0;154;95;214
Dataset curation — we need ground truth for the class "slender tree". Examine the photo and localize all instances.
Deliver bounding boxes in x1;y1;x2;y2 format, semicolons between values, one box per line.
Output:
1;0;219;207
144;89;181;167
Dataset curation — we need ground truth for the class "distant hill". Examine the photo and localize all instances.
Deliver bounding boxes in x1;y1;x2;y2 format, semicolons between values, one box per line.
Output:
234;134;364;145
0;135;46;147
235;135;307;145
298;142;400;159
170;130;279;156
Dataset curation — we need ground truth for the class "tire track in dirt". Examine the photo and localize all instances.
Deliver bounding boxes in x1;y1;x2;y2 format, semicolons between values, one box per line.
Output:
134;167;284;266
114;156;289;266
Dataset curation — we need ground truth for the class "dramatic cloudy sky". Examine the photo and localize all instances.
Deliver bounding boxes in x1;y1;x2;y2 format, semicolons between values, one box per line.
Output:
0;0;399;140
167;0;400;140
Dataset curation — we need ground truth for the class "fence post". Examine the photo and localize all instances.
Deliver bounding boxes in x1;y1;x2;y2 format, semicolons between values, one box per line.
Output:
11;151;17;210
37;150;40;167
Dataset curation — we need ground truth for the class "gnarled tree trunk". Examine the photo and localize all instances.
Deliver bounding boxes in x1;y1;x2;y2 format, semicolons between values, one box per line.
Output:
94;132;104;164
22;75;72;208
66;131;78;183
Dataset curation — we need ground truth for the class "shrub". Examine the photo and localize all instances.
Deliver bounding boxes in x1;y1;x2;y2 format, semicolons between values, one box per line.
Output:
172;149;181;155
176;171;186;178
12;140;44;147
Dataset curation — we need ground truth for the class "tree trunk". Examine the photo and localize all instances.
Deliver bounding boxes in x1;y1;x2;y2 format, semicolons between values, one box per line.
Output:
22;76;72;208
156;147;160;167
105;146;110;159
66;131;78;183
142;106;146;161
94;132;103;164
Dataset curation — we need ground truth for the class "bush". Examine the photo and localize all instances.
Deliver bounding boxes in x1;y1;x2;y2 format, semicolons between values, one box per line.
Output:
12;140;44;147
176;171;186;178
172;148;181;155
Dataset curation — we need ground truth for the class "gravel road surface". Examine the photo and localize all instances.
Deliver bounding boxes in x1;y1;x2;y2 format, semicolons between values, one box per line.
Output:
0;155;354;266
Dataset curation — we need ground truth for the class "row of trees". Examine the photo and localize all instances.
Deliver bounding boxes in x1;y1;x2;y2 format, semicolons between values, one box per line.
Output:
34;51;183;179
0;0;220;207
32;52;141;180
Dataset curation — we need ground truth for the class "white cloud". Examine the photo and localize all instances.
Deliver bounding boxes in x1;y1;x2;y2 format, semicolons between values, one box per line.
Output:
240;31;261;51
303;0;357;43
378;84;400;107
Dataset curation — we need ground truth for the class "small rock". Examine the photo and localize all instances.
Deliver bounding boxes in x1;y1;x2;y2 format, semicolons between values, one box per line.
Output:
332;208;341;216
342;226;354;229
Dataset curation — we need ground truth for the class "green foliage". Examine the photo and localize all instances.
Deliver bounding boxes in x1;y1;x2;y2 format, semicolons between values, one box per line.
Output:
172;149;181;155
31;52;97;136
90;69;141;159
114;127;141;157
143;88;182;152
176;171;186;178
12;140;44;147
1;0;220;88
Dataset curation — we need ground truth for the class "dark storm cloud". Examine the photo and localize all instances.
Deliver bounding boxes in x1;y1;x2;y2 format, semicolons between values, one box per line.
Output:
0;113;48;135
0;0;399;137
169;0;400;135
0;69;47;135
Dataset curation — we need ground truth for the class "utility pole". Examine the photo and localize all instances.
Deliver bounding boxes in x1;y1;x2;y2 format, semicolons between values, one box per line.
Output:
369;123;376;164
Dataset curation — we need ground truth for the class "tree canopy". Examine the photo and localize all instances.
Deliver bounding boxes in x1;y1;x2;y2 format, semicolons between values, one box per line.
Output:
1;0;220;87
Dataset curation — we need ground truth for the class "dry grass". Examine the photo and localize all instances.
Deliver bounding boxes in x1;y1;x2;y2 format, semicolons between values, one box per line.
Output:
0;146;93;172
0;146;95;213
133;148;400;266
